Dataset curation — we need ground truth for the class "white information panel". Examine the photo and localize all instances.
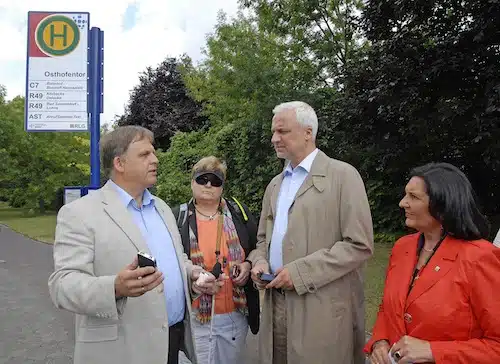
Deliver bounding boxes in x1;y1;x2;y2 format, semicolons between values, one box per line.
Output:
64;188;82;205
25;12;89;131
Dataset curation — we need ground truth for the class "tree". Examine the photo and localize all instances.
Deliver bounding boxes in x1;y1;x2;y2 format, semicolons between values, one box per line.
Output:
0;87;90;211
147;0;500;235
241;0;368;89
117;57;209;150
156;14;288;210
156;4;368;213
332;0;500;230
239;0;368;159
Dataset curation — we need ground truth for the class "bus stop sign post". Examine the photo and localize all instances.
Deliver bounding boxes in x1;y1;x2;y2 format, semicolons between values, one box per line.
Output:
88;26;104;189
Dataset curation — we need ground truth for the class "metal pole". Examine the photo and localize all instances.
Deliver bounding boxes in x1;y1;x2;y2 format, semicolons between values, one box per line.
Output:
89;27;104;188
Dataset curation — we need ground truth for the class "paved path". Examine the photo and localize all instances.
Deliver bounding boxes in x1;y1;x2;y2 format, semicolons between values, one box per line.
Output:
0;225;73;364
0;225;369;364
0;225;261;364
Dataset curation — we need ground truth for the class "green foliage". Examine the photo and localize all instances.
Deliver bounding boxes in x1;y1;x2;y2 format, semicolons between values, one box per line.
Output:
374;231;405;245
156;131;214;206
156;13;294;212
156;0;500;230
156;5;364;214
366;180;403;232
116;57;208;150
332;0;500;229
241;0;368;88
0;90;90;211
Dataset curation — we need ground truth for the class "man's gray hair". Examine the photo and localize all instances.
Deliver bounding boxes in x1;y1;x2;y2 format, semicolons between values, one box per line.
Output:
273;101;318;139
100;125;154;177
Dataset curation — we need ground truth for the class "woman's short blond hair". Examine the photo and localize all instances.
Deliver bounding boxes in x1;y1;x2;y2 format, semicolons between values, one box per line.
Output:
192;156;227;179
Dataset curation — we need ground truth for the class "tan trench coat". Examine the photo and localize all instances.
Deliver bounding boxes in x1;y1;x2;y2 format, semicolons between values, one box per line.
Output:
248;150;374;364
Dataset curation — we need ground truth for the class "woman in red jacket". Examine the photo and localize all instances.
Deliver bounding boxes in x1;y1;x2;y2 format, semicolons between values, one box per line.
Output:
365;162;500;364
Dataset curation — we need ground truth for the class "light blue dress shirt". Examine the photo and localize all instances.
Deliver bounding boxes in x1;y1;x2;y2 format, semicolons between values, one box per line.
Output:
269;149;319;273
110;180;185;326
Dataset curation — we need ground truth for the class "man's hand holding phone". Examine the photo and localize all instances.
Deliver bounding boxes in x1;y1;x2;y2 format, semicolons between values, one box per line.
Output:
250;260;272;290
114;254;164;298
265;267;294;290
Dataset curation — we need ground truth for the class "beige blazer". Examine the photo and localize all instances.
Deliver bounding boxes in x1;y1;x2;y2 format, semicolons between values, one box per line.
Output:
248;150;374;364
48;181;197;364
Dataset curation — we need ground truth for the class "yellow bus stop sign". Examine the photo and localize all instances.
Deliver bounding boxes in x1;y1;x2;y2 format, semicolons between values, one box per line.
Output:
35;15;80;57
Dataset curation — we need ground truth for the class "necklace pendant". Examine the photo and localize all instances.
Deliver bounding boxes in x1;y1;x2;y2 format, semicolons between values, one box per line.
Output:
195;206;219;220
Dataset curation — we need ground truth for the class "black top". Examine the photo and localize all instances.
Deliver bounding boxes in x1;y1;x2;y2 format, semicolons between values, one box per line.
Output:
171;199;260;335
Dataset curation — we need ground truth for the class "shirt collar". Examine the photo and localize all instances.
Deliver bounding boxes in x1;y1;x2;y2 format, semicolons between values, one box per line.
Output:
108;179;154;208
284;148;319;175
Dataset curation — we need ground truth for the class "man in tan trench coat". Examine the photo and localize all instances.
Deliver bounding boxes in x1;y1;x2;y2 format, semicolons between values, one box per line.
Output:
249;101;374;364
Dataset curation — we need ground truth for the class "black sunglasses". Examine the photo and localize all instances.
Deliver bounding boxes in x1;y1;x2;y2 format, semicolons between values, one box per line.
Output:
195;174;223;187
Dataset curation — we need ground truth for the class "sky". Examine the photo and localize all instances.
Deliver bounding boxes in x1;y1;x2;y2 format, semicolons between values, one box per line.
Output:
0;0;239;124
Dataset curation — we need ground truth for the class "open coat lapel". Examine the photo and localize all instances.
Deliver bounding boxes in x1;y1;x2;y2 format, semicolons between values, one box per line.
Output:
100;182;150;253
387;240;419;321
270;174;284;217
405;236;460;309
270;151;329;215
290;151;328;209
154;200;193;289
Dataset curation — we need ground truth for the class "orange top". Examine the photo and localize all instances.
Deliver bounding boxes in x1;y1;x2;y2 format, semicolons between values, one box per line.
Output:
192;218;246;314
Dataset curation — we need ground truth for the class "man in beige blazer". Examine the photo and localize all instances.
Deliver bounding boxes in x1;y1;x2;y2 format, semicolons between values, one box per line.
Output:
48;126;220;364
249;101;374;364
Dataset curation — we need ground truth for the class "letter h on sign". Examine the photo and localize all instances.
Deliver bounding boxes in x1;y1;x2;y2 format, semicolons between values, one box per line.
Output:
50;23;67;47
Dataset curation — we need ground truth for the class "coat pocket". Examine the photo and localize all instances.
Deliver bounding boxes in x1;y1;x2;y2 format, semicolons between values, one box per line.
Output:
77;324;118;342
310;300;349;347
331;300;347;317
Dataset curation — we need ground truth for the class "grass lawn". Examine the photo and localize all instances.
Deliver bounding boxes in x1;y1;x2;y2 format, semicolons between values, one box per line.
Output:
0;201;392;331
364;244;392;331
0;202;56;243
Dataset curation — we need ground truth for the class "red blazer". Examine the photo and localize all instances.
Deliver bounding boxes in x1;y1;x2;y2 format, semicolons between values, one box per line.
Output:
364;233;500;363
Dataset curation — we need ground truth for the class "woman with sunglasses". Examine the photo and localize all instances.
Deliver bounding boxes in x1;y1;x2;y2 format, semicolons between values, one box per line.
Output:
172;156;260;364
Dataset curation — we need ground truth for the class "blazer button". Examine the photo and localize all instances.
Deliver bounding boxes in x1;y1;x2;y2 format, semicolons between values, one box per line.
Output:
404;312;412;323
162;323;168;331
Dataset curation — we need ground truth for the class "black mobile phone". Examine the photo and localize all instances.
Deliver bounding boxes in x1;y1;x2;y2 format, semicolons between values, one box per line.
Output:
137;251;157;268
259;273;276;282
232;265;240;278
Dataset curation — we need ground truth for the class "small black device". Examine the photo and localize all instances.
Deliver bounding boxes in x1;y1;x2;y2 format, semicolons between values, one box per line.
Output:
258;272;276;282
231;265;240;279
137;251;156;268
211;261;223;279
